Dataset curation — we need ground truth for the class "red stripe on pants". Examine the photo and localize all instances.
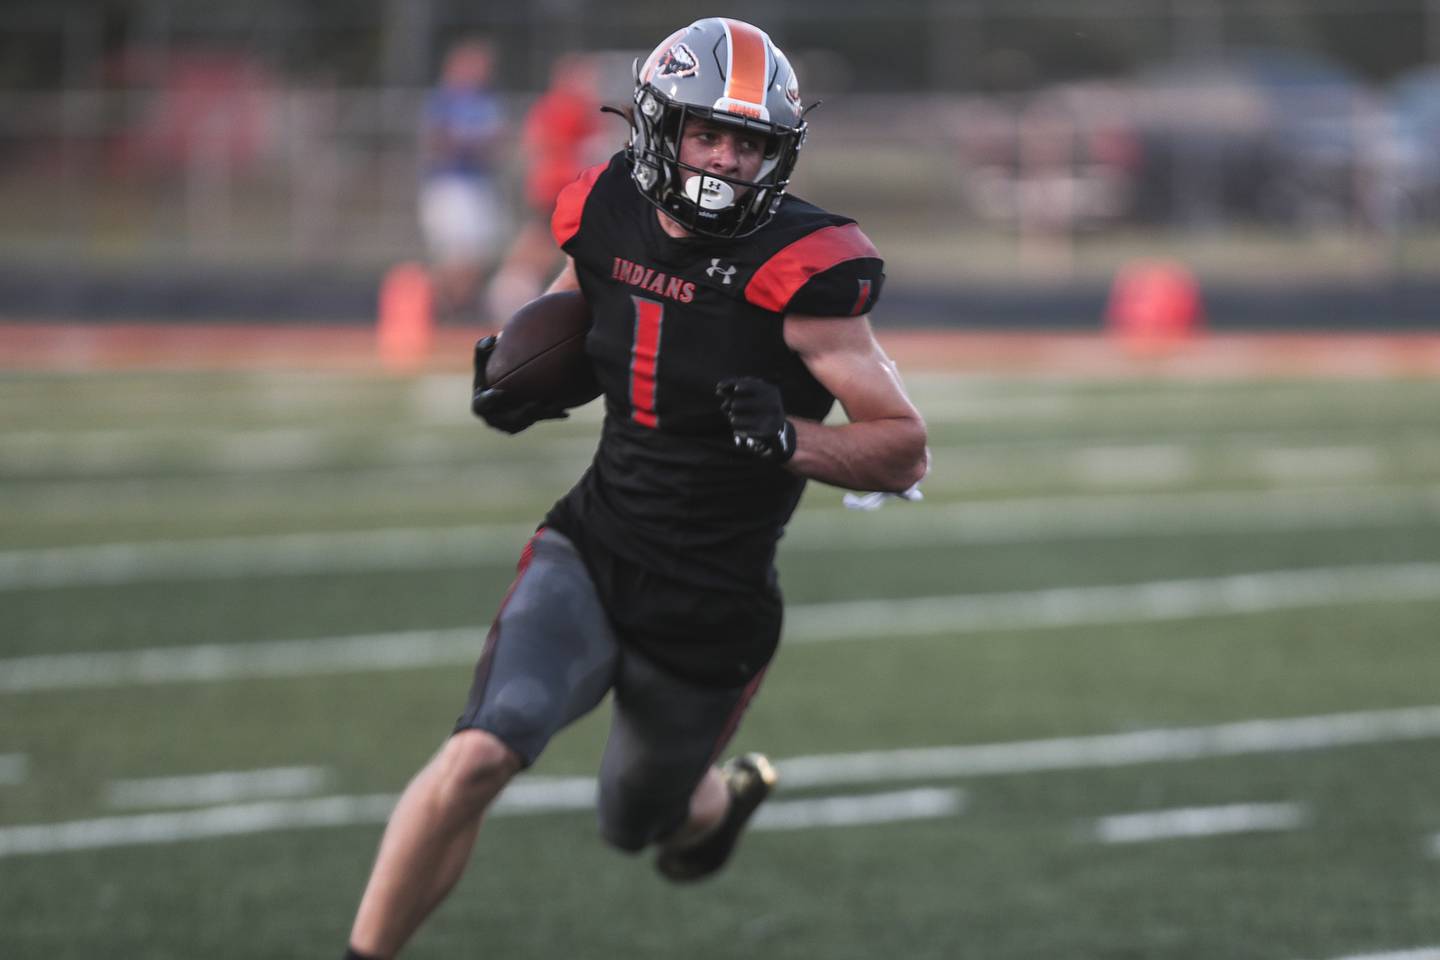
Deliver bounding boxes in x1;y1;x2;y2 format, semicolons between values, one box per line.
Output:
469;528;545;698
708;668;768;766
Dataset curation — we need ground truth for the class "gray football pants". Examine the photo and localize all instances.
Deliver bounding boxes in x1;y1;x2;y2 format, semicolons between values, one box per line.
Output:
453;528;763;851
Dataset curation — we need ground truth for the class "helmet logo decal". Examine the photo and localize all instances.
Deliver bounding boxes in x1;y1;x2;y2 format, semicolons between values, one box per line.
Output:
654;42;699;79
784;72;801;109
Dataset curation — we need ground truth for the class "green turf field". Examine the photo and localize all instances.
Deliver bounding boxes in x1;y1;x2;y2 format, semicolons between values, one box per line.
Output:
3;369;1440;960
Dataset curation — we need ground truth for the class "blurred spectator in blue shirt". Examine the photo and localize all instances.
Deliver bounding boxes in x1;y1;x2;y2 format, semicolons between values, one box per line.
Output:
420;39;507;319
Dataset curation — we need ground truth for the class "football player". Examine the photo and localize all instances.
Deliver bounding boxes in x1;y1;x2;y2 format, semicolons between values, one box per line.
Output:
343;18;928;959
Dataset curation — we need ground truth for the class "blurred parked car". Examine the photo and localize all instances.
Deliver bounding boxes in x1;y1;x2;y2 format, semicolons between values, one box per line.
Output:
1382;64;1440;222
1129;48;1379;228
949;83;1143;231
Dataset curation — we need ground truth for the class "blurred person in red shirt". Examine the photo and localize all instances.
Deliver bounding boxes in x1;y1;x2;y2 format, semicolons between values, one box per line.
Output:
486;54;605;320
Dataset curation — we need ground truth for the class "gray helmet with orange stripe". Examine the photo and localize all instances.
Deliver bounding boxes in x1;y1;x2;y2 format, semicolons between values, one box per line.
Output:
627;18;807;239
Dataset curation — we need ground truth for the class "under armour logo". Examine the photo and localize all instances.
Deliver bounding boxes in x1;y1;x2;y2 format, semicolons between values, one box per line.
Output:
707;259;737;284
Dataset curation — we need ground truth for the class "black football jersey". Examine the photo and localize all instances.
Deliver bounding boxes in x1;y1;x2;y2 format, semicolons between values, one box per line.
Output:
542;152;886;593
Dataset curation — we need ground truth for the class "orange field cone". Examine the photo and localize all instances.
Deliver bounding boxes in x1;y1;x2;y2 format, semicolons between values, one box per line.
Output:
1105;259;1203;355
377;262;435;373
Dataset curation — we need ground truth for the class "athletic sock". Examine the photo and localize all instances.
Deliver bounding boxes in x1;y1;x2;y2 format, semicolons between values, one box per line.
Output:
343;947;383;960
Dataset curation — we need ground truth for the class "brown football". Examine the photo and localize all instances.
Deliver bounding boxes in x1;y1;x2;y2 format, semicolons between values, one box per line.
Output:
484;290;599;408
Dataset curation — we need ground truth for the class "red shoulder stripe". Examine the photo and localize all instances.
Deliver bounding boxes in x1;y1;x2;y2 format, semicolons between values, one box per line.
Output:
550;162;608;248
743;223;880;314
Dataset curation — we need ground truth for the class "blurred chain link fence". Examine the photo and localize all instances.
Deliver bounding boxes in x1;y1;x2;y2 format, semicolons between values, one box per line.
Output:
1;0;1439;280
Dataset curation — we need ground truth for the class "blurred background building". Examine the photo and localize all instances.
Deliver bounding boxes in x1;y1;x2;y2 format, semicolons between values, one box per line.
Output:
2;0;1439;327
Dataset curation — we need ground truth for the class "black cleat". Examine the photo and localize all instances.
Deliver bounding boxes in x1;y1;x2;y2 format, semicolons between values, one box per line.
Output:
656;753;778;883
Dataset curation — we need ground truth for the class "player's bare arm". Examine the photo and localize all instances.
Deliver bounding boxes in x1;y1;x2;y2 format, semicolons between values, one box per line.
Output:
544;255;581;295
781;312;929;493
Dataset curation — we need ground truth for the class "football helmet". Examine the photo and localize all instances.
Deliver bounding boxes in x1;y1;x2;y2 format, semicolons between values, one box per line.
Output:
627;18;807;239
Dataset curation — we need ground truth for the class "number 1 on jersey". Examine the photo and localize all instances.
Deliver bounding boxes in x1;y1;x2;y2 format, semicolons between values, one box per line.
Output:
629;296;663;428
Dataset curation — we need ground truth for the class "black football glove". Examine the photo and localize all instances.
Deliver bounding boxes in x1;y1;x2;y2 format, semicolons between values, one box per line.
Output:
471;336;569;435
716;377;797;463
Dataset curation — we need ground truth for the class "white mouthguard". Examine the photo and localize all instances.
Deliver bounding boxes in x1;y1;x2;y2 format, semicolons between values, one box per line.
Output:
683;175;736;211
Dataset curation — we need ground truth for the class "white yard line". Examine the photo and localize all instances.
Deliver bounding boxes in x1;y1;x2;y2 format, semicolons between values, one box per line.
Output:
0;795;402;858
782;562;1440;643
902;381;1439;425
0;773;599;858
0;754;28;786
10;376;1433;442
105;766;330;810
5;697;1440;858
901;394;1078;422
1307;949;1440;960
0;628;478;693
0;525;539;591
1;417;1422;489
4;484;1439;591
793;485;1440;549
754;788;964;831
494;775;598;813
0;783;960;859
1070;445;1197;487
1091;802;1307;844
1256;447;1383;484
776;707;1440;788
3;562;1439;695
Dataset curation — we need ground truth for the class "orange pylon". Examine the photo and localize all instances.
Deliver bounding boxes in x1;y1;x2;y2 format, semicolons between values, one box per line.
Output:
377;262;435;373
1105;259;1204;355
